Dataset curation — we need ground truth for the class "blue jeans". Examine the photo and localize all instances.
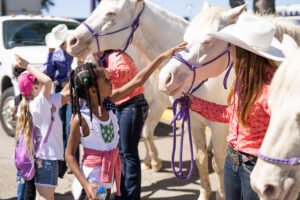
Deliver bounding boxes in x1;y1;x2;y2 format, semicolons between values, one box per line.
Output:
57;87;79;161
61;104;72;148
16;172;36;200
17;172;26;200
224;152;259;200
116;94;149;200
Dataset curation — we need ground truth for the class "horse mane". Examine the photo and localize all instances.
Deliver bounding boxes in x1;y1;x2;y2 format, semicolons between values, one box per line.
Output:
128;0;189;68
263;16;300;45
145;0;188;28
183;7;227;40
268;48;300;109
187;6;300;45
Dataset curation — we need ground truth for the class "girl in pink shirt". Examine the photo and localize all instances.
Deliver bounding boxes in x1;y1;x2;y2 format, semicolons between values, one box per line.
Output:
184;15;285;199
65;42;186;200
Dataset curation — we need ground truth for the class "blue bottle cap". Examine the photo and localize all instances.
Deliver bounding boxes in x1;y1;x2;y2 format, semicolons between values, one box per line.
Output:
97;186;106;194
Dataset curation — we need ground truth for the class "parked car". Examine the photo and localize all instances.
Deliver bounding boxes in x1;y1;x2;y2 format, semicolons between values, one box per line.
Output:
0;14;79;136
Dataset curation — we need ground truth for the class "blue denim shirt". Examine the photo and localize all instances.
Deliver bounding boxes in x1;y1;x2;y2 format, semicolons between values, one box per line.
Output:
45;48;73;82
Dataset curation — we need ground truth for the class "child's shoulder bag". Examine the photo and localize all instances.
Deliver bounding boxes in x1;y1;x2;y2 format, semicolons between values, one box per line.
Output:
14;105;55;180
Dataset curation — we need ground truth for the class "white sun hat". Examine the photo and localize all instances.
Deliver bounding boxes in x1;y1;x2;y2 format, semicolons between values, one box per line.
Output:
211;14;285;61
45;24;71;49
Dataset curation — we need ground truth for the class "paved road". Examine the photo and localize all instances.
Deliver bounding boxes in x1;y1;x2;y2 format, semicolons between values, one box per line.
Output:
0;122;218;200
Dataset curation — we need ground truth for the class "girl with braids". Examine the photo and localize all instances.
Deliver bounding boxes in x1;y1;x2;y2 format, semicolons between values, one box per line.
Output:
183;15;285;199
65;42;186;200
15;54;70;200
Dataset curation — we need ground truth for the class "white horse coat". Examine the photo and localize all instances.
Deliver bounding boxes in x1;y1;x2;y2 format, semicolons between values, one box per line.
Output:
158;4;300;200
67;1;230;199
251;39;300;200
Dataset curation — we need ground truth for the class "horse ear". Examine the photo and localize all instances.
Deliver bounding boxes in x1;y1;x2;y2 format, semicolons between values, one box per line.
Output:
221;4;247;25
296;112;300;122
281;34;299;57
131;0;143;3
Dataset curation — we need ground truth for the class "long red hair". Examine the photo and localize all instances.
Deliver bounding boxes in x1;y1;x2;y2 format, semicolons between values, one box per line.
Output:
227;46;277;127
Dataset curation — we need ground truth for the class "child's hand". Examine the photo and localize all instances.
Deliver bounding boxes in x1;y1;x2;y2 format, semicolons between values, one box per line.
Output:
61;83;70;105
162;42;187;59
84;183;98;200
61;83;70;97
182;92;194;107
14;54;29;69
49;48;55;53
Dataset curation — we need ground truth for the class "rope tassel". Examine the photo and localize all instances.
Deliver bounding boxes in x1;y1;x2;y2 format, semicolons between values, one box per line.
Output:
170;96;194;180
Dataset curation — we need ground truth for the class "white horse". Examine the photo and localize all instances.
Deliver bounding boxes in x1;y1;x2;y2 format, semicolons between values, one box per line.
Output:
158;4;300;199
67;0;188;172
250;40;300;200
158;5;300;95
66;1;230;199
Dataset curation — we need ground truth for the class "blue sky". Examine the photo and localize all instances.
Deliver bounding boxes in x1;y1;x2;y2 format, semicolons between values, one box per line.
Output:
42;0;300;19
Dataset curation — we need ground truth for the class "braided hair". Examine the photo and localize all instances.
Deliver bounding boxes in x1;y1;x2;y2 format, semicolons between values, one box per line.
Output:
69;63;102;135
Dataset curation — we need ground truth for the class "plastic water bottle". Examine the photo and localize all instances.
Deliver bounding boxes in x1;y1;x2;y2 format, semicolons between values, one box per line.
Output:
95;186;107;200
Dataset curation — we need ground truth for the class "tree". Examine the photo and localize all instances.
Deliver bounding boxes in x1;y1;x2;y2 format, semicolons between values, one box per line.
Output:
42;0;55;11
229;0;275;15
229;0;246;8
253;0;275;15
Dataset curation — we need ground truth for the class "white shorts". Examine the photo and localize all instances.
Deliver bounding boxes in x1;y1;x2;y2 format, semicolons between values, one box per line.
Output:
72;166;114;200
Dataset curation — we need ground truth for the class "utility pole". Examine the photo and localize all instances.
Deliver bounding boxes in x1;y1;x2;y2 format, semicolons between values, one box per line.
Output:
90;0;96;13
229;0;245;8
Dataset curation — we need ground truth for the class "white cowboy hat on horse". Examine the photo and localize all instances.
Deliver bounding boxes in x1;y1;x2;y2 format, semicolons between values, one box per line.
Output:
211;14;285;61
45;24;72;48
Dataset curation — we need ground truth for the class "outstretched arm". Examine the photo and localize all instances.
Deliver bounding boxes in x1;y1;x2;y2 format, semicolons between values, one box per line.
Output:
184;93;230;123
15;54;52;100
111;42;187;102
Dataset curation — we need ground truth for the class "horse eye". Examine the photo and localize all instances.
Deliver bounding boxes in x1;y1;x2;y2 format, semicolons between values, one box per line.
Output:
202;39;212;46
106;12;116;17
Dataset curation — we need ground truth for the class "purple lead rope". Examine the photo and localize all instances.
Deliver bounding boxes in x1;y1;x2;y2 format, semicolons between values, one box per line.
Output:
170;81;206;180
170;43;233;180
170;97;194;179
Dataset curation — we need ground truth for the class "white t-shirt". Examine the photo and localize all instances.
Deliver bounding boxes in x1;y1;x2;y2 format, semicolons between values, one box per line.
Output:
29;92;64;160
79;105;119;151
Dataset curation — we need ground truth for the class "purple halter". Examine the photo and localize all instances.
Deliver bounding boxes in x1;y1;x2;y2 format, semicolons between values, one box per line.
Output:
82;2;145;66
170;43;233;180
258;152;300;166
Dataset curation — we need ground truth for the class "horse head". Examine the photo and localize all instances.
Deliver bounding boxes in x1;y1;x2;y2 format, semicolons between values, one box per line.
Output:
66;0;145;59
158;4;246;95
251;45;300;200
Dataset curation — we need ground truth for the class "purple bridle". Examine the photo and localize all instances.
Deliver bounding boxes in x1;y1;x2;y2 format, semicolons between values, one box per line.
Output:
82;2;145;66
170;43;233;180
258;152;300;166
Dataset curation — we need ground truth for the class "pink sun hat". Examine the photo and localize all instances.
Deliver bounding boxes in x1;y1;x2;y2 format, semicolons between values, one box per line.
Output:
18;71;36;97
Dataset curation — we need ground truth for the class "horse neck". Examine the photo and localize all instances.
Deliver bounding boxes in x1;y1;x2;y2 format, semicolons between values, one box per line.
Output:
131;1;188;61
265;16;300;45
